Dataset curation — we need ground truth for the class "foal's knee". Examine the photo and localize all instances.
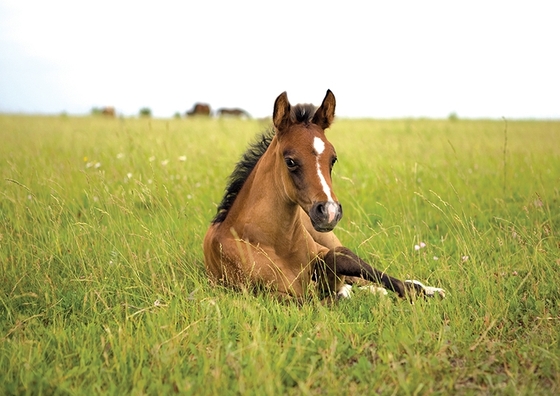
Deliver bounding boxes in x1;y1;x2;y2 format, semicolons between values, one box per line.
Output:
323;246;409;299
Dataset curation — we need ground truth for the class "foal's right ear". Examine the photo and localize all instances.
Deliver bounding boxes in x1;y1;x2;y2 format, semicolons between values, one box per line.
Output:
273;91;292;132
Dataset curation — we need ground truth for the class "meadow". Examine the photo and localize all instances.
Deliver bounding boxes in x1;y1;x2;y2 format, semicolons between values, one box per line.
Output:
1;114;559;395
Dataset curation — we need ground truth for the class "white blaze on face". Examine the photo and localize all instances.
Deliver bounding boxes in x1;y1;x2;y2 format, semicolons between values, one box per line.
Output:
313;136;335;205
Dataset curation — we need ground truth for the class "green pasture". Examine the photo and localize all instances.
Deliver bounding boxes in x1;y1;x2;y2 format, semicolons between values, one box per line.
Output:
1;114;559;395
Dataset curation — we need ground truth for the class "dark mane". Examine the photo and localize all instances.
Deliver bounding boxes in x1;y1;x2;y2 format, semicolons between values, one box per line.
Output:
211;129;275;224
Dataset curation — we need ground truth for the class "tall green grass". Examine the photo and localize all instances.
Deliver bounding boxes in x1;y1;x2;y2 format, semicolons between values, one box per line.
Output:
1;115;559;394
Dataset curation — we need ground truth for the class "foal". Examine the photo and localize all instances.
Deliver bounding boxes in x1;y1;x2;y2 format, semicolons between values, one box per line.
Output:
203;90;444;301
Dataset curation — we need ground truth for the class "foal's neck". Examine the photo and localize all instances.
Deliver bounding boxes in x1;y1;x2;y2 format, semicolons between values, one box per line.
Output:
237;144;301;236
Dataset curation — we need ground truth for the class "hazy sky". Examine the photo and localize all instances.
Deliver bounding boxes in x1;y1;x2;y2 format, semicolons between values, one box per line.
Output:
0;0;558;119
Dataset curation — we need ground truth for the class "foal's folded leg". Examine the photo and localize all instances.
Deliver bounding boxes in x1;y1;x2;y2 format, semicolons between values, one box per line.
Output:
321;246;445;299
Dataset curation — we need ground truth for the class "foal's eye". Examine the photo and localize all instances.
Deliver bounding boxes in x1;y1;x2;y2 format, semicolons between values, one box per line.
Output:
331;157;338;168
285;158;298;171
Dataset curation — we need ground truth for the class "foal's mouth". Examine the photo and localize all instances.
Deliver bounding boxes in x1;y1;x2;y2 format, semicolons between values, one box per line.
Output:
312;223;338;233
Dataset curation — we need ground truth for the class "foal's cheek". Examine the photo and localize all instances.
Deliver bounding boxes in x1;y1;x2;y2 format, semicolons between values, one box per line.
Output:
291;170;306;190
285;171;311;211
287;170;306;195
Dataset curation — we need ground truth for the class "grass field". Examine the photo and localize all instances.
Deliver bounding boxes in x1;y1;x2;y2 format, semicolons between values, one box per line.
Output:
1;114;559;395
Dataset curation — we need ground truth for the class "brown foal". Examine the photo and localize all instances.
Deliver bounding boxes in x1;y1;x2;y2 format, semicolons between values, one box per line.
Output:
203;90;444;302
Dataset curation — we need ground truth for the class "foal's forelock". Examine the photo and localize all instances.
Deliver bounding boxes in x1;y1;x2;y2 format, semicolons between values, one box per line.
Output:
291;104;316;124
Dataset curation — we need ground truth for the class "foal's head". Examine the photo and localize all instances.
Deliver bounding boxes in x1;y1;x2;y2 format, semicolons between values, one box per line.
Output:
272;90;343;232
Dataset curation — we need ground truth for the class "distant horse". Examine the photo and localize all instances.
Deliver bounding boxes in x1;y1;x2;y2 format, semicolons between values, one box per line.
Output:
101;107;115;117
217;108;251;118
203;90;444;302
186;103;211;116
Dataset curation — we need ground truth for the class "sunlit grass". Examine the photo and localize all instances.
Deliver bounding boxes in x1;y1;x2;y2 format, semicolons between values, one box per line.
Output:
1;115;559;394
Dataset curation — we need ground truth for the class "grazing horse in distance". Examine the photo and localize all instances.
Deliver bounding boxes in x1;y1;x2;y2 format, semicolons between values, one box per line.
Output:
217;108;251;118
186;103;211;117
91;106;115;117
101;107;115;117
203;90;444;302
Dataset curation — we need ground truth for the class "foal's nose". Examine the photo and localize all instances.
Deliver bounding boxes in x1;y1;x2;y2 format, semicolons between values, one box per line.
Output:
309;201;343;232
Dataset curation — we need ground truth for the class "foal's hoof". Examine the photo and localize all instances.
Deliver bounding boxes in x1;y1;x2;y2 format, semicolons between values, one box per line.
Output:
405;280;446;298
337;284;353;299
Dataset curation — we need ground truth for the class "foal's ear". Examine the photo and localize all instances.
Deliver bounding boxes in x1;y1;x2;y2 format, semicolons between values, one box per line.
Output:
312;89;336;130
273;91;292;132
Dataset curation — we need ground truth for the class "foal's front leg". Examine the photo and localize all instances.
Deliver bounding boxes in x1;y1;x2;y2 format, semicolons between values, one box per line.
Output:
321;246;444;299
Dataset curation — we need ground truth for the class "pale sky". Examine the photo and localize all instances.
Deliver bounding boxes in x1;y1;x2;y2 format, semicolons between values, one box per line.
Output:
0;0;558;119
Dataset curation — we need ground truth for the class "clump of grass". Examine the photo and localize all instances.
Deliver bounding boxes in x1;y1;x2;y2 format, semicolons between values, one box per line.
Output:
1;115;559;394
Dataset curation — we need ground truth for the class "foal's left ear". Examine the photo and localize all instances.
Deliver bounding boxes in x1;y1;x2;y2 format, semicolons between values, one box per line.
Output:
312;89;336;130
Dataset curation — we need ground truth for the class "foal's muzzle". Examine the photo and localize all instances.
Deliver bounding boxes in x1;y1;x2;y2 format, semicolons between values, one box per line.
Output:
309;201;343;232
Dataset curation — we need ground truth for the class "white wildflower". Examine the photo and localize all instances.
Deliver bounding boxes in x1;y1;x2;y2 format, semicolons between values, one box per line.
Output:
414;242;426;251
